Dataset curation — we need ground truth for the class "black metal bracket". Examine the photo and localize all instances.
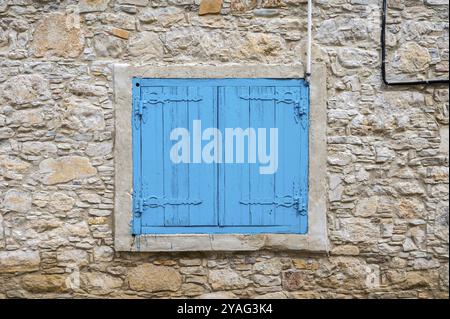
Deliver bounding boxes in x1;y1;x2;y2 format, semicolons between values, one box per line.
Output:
381;0;449;86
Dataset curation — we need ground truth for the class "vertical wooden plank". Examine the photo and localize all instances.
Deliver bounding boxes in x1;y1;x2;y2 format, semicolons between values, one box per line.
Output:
274;85;302;229
299;81;309;234
218;86;226;227
218;85;250;226
164;86;190;226
131;78;142;234
248;86;276;226
140;86;165;227
188;85;218;226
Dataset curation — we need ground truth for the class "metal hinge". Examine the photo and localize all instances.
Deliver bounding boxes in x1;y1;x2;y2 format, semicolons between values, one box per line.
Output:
133;196;144;217
240;196;307;215
294;101;307;129
133;99;148;128
239;89;308;129
133;196;202;215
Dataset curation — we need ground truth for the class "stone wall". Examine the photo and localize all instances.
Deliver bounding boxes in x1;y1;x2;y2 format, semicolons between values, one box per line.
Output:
0;0;448;298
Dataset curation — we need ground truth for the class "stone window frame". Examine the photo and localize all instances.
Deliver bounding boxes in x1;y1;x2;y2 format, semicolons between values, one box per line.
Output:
113;64;328;252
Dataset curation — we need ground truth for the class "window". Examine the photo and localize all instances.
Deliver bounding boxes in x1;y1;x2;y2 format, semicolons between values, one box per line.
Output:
131;78;309;235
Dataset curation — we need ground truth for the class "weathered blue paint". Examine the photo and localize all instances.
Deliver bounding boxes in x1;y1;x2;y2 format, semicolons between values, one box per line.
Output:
132;78;309;235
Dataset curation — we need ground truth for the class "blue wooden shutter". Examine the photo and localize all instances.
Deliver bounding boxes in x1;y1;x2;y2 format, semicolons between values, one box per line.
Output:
132;78;308;235
217;80;308;234
133;80;218;234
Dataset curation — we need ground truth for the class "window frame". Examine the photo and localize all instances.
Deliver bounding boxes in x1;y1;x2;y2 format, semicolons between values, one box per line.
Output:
114;64;328;252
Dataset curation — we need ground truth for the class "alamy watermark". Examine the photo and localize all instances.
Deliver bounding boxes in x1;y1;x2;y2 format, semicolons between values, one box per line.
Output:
170;120;278;175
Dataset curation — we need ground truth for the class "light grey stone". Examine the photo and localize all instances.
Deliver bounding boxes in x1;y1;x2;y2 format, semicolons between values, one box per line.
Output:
128;32;164;61
253;9;279;17
79;0;110;13
337;48;378;68
93;246;114;262
3;189;31;213
117;0;148;5
57;248;89;266
209;268;251;290
85;142;113;157
0;74;50;106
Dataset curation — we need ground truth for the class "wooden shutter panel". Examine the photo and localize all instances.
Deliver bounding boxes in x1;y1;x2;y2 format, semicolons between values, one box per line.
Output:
218;80;308;233
133;81;218;234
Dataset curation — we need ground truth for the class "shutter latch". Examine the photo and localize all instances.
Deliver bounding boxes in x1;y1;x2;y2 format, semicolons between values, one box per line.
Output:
133;99;148;127
294;102;307;129
294;197;307;215
133;196;144;217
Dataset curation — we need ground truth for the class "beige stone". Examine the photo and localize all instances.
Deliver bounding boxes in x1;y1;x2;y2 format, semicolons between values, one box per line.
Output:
237;33;284;60
397;198;425;219
3;189;31;213
21;142;57;157
336;218;380;243
0;251;40;273
81;272;123;291
49;193;75;212
208;268;250;290
230;0;257;13
0;156;30;178
32;219;63;233
93;246;114;262
65;221;91;238
138;7;185;27
440;126;449;154
355;197;379;217
85;142;113;158
80;193;102;203
253;259;283;275
199;0;223;15
331;245;360;256
93;33;125;58
79;0;110;13
197;292;237;299
394;182;425;196
254;292;288;299
39;156;97;185
57;248;89;266
127;264;182;292
22;274;68;293
0;74;50;106
181;283;207;296
11;109;45;127
117;0;149;5
31;12;84;58
289;291;322;299
64;99;105;132
394;42;431;73
0;214;4;249
128;32;164;61
400;272;431;289
292;259;319;270
261;0;285;7
88;217;108;225
111;28;130;40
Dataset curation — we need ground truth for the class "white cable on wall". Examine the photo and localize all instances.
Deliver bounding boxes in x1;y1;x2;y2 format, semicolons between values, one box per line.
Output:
306;0;312;83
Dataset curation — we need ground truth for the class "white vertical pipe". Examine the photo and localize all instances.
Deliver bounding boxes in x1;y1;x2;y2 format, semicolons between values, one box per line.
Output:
306;0;312;82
